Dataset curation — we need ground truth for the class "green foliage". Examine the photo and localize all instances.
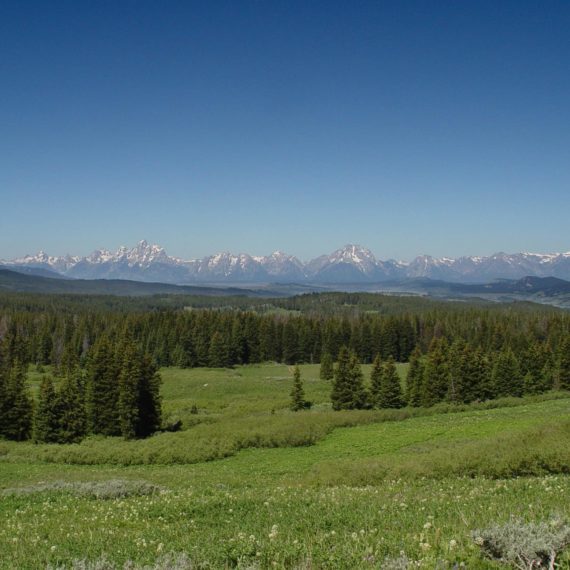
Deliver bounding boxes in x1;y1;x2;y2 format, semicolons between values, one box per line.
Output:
289;365;310;411
369;354;383;408
0;362;33;441
405;347;423;407
34;376;60;443
377;357;405;409
492;348;523;397
56;371;87;443
331;347;368;410
559;336;570;391
319;351;334;380
421;338;450;406
86;336;120;436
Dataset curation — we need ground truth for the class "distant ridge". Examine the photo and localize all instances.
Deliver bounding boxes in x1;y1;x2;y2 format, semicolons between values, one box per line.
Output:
0;268;274;297
3;240;570;285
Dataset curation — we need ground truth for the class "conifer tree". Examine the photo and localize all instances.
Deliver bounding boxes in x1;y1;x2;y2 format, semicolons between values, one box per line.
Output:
1;362;33;441
331;346;353;410
378;357;404;409
136;354;162;437
0;340;8;435
56;370;87;443
447;340;467;403
117;340;142;439
208;331;230;368
319;352;334;381
421;338;450;407
348;351;368;409
369;354;384;408
474;349;494;401
558;336;570;391
331;346;367;410
290;365;307;411
492;348;523;397
86;336;120;436
405;347;423;407
34;376;60;443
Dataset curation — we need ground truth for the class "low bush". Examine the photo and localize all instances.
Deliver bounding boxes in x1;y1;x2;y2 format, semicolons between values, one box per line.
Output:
3;479;162;499
472;518;570;569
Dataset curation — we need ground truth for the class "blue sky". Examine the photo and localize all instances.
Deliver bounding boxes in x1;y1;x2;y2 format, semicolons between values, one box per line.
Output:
1;1;569;261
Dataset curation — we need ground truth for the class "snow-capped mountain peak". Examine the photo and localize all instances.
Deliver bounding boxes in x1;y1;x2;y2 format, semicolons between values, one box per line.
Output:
4;241;570;284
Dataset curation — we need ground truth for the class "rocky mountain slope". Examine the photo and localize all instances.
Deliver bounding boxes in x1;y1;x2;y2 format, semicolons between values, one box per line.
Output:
3;240;570;284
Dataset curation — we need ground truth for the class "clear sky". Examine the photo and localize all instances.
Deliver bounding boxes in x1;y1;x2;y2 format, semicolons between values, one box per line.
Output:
1;0;569;262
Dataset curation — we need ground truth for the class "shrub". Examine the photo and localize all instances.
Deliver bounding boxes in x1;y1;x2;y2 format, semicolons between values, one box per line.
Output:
472;518;570;569
48;553;195;570
3;479;162;499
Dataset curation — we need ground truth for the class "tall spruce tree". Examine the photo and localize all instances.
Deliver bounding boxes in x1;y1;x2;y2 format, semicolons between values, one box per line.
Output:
136;354;162;437
290;365;307;411
369;354;384;408
1;362;33;441
117;339;142;439
421;338;450;407
86;336;120;436
34;376;60;443
331;346;353;410
378;357;404;409
331;347;367;410
492;348;523;397
558;337;570;391
208;331;230;368
319;352;334;381
348;351;368;409
56;370;87;443
405;347;423;407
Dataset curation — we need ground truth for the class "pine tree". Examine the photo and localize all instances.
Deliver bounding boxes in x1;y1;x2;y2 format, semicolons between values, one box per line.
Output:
421;338;450;407
319;352;334;381
447;340;467;403
34;376;60;443
136;354;162;437
208;331;230;368
1;362;33;441
378;357;404;409
331;346;367;410
86;336;120;436
348;351;368;409
331;346;353;410
558;337;570;391
0;340;8;436
369;354;384;408
405;347;423;407
56;369;87;443
290;365;308;411
117;340;142;439
492;348;523;397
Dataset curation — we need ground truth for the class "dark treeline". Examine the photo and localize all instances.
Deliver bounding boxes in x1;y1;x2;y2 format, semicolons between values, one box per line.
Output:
0;292;569;371
0;291;569;442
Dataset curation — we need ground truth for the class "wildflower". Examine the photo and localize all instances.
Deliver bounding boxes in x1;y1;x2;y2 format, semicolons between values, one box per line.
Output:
423;522;432;530
449;539;457;549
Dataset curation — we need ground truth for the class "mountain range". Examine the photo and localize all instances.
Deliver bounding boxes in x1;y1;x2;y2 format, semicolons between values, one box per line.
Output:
3;240;570;285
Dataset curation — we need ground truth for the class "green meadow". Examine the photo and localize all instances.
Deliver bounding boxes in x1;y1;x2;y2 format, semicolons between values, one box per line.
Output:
1;364;570;569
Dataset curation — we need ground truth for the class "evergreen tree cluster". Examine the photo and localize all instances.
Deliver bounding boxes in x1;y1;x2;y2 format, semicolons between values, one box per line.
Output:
405;337;563;407
0;331;161;443
330;347;404;410
2;293;570;373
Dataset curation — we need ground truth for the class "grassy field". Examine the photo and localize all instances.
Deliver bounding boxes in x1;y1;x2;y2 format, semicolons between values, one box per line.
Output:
1;364;570;569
